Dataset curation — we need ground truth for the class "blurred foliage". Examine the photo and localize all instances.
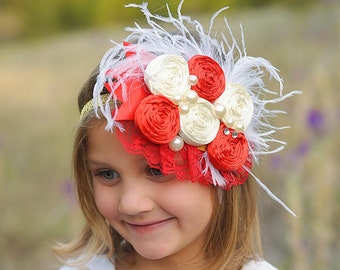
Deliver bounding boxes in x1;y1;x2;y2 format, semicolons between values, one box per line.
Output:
0;0;321;40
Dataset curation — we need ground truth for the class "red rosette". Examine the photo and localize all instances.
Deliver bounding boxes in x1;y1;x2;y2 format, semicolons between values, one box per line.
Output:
188;55;226;102
207;124;249;171
134;95;180;144
221;156;252;189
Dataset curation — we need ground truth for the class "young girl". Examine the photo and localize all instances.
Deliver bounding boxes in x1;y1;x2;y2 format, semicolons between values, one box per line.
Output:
55;2;300;269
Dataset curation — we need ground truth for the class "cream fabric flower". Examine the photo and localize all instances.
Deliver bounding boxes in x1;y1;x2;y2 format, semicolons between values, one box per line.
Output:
179;98;220;146
215;83;254;131
144;54;191;100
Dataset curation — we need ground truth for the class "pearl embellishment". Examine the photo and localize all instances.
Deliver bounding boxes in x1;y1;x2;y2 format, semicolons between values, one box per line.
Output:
169;136;184;151
180;104;190;114
214;103;226;119
227;118;234;125
173;95;182;105
235;123;244;131
186;90;198;104
189;75;198;85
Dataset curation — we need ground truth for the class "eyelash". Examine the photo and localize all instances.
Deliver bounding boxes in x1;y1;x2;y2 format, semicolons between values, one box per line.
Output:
146;167;164;177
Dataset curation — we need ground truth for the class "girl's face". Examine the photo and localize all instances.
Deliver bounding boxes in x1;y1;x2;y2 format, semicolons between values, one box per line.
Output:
87;122;214;266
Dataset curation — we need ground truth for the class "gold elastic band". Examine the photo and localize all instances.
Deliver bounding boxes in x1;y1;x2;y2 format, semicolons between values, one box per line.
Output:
80;93;112;120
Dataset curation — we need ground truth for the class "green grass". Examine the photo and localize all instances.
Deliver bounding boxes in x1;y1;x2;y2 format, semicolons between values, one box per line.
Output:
0;2;339;269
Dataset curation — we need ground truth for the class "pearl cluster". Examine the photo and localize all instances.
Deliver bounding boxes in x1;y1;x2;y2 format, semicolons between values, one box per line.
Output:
144;54;254;152
169;75;199;151
169;74;235;151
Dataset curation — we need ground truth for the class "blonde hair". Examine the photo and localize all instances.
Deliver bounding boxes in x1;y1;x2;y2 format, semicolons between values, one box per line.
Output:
53;68;262;269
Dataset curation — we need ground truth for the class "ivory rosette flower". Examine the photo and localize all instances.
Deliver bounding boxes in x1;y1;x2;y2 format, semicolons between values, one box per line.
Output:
179;98;220;146
144;54;191;100
215;83;254;131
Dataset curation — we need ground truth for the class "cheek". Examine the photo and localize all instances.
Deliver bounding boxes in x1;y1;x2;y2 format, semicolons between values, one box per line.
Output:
93;184;119;220
160;182;214;221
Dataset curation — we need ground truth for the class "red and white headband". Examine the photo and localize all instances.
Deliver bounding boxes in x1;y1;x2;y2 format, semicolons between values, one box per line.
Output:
81;2;301;215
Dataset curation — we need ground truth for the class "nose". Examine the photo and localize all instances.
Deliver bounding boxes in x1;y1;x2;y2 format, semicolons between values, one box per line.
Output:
118;179;155;216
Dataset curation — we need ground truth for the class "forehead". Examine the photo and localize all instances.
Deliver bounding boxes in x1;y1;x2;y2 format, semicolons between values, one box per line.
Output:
86;120;146;166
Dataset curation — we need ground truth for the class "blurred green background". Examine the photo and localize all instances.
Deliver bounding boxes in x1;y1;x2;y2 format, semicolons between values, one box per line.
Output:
0;0;339;269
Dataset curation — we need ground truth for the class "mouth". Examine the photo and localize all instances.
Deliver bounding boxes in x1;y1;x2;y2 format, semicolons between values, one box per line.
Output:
124;218;174;234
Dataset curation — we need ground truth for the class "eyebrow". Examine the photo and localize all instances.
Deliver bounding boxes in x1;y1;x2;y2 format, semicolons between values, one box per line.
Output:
87;155;147;166
86;159;111;167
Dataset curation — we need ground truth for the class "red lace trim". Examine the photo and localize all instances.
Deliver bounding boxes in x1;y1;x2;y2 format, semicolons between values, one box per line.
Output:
115;121;251;189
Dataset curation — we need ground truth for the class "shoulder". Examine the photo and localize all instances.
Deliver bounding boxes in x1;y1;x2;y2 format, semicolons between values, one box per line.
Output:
242;260;278;270
59;256;115;270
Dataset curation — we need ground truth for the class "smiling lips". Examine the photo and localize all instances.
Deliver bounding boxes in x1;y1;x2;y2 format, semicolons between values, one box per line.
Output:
124;218;174;234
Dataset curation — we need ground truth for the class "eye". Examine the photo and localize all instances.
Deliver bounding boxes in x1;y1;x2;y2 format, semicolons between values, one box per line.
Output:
146;167;174;183
147;167;165;178
94;169;119;184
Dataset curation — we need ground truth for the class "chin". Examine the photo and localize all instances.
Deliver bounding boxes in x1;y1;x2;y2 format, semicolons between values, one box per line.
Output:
134;244;177;260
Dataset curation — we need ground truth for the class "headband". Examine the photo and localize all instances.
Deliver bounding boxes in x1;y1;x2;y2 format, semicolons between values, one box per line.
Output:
82;2;301;215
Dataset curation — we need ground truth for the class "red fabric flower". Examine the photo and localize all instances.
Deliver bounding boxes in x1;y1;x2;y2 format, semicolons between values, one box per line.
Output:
221;156;252;189
207;124;249;171
188;55;226;102
134;95;180;144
